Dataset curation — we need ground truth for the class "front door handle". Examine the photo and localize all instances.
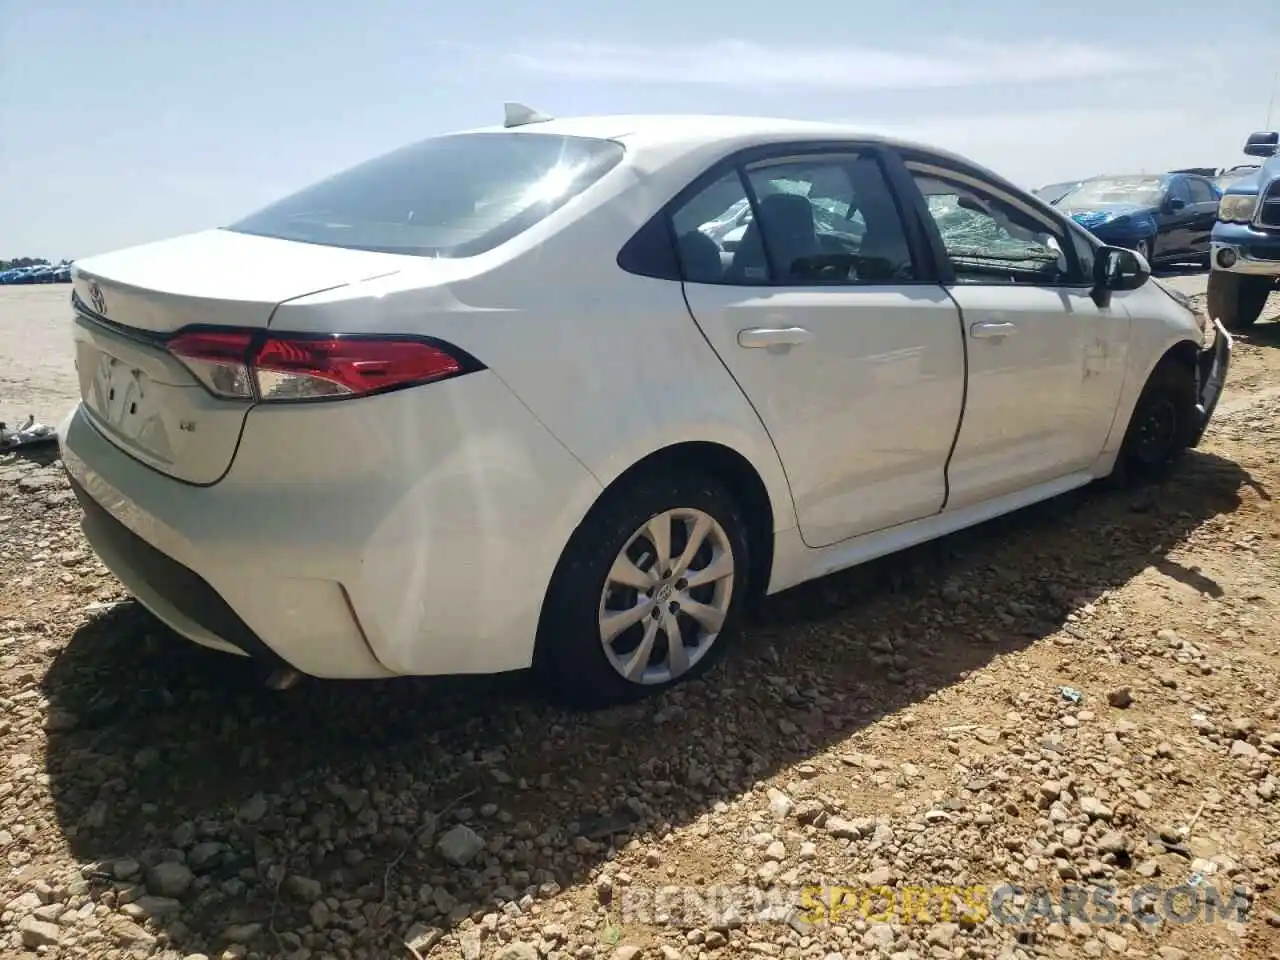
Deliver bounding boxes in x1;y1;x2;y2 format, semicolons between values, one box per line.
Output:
738;326;813;348
970;321;1019;339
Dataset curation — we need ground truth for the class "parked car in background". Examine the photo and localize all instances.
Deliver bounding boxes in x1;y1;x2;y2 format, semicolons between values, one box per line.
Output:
0;261;73;283
1208;131;1280;330
1034;180;1083;204
59;109;1229;706
1055;173;1220;266
1215;163;1261;191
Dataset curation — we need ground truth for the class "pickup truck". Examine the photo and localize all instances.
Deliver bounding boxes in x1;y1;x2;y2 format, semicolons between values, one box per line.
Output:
1208;131;1280;329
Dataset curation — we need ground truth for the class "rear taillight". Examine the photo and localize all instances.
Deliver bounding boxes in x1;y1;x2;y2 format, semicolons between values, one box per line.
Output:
167;330;476;402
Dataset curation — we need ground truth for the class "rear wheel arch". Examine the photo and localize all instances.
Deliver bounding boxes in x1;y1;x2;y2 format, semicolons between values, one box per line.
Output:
580;441;776;604
532;440;775;706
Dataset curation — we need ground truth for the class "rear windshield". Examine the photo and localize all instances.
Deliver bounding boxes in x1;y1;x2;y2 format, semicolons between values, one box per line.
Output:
225;132;625;258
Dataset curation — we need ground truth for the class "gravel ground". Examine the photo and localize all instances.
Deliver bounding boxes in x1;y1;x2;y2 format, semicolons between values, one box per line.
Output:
2;290;1280;960
0;285;77;431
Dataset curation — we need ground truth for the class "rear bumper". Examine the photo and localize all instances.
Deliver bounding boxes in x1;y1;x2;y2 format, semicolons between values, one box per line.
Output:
61;404;394;678
68;474;289;668
58;369;604;680
1189;318;1232;448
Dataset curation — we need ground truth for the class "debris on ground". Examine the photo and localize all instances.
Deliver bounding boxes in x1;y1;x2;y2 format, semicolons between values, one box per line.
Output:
0;414;56;451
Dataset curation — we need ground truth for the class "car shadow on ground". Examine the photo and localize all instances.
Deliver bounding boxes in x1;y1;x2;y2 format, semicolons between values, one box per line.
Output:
0;439;60;467
1152;263;1208;278
39;450;1253;956
1237;318;1280;350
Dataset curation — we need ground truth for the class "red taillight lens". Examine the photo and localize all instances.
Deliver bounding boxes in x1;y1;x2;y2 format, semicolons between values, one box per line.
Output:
168;330;473;402
254;337;463;401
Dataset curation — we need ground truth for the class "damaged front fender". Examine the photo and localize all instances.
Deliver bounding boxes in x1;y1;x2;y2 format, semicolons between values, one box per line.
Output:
1189;317;1233;448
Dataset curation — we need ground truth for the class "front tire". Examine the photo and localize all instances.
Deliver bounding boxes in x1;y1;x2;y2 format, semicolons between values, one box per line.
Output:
1207;269;1270;330
1115;356;1198;483
534;469;750;708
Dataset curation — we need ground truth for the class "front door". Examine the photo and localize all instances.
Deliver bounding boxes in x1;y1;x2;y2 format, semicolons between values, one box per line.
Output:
672;149;966;548
901;157;1131;509
1185;176;1220;257
1156;178;1196;261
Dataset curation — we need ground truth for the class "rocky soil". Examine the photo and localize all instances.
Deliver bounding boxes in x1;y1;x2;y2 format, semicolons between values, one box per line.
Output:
3;294;1280;960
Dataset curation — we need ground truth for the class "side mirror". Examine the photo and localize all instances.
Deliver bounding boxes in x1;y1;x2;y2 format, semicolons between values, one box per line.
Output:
1092;244;1149;307
1165;196;1187;213
1243;130;1279;158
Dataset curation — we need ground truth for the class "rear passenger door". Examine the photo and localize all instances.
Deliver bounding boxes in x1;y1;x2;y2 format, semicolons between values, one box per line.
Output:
673;146;966;549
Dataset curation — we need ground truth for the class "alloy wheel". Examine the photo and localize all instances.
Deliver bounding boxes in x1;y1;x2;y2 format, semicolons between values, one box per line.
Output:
598;508;735;685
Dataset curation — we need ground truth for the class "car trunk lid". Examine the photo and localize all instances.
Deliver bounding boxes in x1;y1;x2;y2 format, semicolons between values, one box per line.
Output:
70;229;406;485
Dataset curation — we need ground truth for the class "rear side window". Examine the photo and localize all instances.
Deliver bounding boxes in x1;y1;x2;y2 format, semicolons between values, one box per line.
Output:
667;153;917;286
226;133;625;258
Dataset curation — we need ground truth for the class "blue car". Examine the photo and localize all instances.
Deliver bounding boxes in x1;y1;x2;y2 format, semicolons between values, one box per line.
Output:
1054;173;1221;267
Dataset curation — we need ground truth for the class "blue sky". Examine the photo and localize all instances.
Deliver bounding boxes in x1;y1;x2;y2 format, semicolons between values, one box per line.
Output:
2;0;1278;260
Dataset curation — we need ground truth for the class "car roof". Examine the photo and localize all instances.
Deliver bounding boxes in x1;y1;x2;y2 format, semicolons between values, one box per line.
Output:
453;111;976;165
1089;173;1167;182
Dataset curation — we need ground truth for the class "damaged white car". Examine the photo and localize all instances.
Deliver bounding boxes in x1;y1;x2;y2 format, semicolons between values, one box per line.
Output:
59;107;1230;706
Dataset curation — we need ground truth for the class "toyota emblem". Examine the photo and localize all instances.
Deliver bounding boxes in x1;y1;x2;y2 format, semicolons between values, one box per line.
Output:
88;281;106;315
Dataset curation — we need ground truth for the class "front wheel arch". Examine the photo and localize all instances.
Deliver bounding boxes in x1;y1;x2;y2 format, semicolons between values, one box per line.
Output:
1113;342;1201;482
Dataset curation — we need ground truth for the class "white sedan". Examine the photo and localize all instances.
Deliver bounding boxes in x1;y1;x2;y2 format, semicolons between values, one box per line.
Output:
59;107;1231;707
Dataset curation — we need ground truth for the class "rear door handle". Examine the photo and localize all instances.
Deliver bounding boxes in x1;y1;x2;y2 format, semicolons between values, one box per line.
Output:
738;326;813;348
970;321;1019;339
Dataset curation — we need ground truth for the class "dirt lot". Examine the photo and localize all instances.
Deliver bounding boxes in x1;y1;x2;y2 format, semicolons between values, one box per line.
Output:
0;285;78;431
2;284;1280;960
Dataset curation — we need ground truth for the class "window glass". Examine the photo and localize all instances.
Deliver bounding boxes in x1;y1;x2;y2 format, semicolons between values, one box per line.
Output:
1067;224;1097;281
227;133;624;258
741;156;915;284
669;171;754;284
909;168;1080;286
1167;179;1193;203
667;154;916;286
1059;177;1164;209
1188;178;1216;203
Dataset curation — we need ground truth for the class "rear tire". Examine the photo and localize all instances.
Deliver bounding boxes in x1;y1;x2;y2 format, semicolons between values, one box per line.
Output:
1115;356;1198;483
1207;269;1270;330
534;469;750;709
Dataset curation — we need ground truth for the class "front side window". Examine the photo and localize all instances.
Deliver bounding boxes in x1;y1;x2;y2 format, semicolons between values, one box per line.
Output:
226;133;625;258
668;153;916;286
1188;178;1216;203
908;165;1081;286
1167;179;1193;205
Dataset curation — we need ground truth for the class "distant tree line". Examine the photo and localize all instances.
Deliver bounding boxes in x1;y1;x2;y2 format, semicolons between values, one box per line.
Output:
1;257;53;270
